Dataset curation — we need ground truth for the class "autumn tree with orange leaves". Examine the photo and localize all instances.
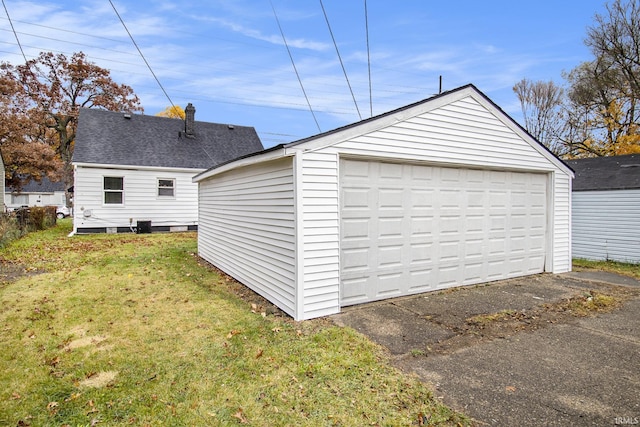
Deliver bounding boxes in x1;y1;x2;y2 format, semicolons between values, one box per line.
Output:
156;105;185;119
0;51;143;191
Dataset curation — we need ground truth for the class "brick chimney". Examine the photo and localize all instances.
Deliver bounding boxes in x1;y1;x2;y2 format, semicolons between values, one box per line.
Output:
185;103;195;138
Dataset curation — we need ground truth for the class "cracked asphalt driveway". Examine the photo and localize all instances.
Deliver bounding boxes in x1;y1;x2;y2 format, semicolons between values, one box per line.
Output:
331;272;640;426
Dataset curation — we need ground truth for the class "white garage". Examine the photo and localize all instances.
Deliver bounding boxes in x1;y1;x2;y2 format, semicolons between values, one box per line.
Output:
195;84;573;320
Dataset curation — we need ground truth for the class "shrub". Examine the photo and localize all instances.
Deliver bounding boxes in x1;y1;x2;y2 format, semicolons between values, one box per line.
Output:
1;207;58;247
0;213;22;248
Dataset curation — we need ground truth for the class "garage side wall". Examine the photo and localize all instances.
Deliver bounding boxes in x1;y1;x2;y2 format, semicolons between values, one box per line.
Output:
572;189;640;263
298;152;341;319
197;157;297;317
552;173;572;272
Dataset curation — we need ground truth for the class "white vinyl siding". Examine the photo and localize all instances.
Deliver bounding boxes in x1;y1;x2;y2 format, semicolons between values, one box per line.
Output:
197;157;297;317
299;152;341;318
552;173;572;272
5;191;66;210
572;189;640;263
73;166;199;231
327;97;558;171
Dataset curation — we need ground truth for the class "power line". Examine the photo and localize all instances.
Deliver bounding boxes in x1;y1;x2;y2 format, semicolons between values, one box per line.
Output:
365;0;373;117
108;0;176;111
319;0;361;121
1;0;26;63
270;0;321;133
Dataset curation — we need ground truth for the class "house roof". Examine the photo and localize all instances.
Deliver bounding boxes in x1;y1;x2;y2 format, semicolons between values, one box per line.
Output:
195;84;572;182
73;108;263;169
5;176;66;194
566;154;640;191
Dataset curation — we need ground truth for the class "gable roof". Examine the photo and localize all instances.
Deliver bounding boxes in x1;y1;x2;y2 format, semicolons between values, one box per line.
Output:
5;176;66;194
73;108;263;170
195;84;572;182
566;154;640;191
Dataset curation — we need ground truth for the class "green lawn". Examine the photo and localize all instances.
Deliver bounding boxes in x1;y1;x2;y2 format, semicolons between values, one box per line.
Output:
0;220;468;426
573;258;640;280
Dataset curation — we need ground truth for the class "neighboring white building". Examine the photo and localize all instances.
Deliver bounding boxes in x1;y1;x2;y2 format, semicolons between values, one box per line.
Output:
72;104;263;234
4;177;66;211
194;84;575;320
567;154;640;263
0;150;4;213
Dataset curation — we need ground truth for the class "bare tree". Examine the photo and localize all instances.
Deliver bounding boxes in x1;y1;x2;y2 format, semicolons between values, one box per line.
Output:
513;78;565;156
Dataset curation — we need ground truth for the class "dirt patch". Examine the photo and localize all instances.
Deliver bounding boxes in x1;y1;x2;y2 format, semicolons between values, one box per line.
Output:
0;259;43;284
79;371;118;388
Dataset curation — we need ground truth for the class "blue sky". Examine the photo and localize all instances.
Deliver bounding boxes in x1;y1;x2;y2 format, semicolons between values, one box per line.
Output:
0;0;607;147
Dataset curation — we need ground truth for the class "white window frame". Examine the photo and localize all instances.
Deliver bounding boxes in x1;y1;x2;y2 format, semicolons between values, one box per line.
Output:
157;178;176;198
103;176;124;205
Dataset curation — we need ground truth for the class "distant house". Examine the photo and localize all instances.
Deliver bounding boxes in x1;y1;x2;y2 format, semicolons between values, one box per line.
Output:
4;177;67;211
567;154;640;263
71;104;263;234
0;150;4;212
194;84;574;320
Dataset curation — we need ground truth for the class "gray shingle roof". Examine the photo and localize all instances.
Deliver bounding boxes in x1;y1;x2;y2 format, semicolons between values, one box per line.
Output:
73;108;263;169
5;176;66;193
566;154;640;191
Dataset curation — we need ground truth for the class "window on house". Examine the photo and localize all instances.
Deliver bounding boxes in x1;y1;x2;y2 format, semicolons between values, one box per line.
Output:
158;179;175;197
104;176;123;204
11;194;28;205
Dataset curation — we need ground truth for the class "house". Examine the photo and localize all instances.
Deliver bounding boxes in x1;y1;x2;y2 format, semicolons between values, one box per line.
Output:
194;84;574;321
4;177;66;211
71;104;263;234
0;150;4;212
566;154;640;263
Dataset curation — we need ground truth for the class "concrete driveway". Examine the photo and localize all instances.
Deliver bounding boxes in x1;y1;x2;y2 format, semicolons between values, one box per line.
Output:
331;271;640;426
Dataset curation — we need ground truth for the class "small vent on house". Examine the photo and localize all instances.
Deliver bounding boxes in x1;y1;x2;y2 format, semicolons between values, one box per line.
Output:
620;164;640;168
123;113;131;119
228;124;235;130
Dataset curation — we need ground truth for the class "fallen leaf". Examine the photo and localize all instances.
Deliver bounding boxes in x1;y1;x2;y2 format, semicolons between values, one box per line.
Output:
251;303;258;313
11;392;21;400
271;327;281;333
47;401;59;410
255;349;263;359
233;407;248;424
505;386;517;392
227;329;240;338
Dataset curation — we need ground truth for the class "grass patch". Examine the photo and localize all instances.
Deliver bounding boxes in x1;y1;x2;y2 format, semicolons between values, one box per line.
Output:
573;258;640;280
466;310;516;326
561;291;621;316
0;221;469;426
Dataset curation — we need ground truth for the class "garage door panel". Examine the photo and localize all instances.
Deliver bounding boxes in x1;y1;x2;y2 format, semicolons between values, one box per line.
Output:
340;159;547;306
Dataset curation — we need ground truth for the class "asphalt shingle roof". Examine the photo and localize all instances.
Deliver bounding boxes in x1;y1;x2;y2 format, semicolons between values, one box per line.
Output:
73;108;263;169
5;177;66;193
566;154;640;191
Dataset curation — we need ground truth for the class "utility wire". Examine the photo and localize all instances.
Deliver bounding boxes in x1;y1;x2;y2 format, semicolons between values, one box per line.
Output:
108;0;176;111
319;0;361;121
365;0;372;117
2;0;27;63
270;0;321;133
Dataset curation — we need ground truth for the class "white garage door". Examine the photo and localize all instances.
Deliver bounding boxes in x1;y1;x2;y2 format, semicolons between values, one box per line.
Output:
340;158;547;306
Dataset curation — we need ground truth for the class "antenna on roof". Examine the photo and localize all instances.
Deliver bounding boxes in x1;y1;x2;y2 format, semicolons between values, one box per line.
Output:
439;75;442;94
